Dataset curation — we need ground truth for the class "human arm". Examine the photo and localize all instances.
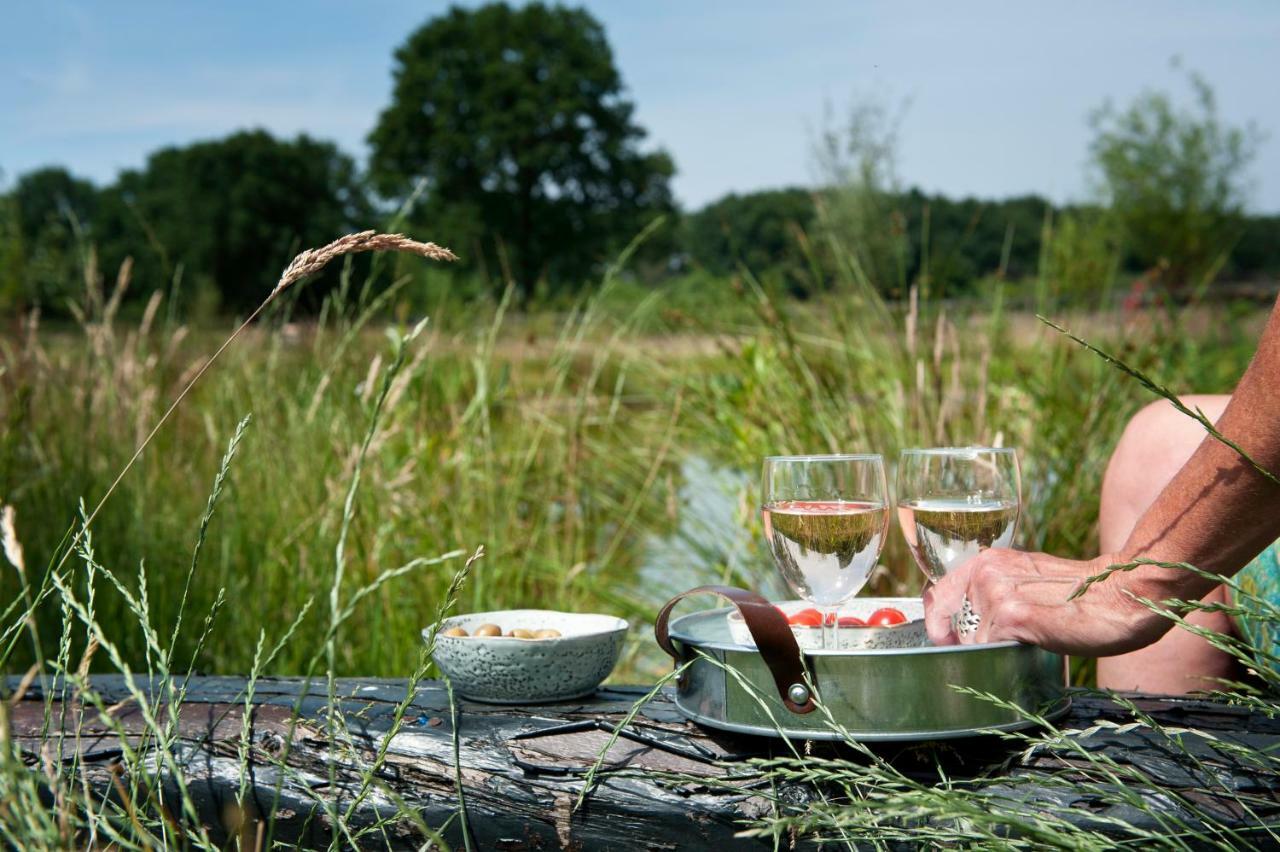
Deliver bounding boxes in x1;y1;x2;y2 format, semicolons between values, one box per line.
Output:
924;297;1280;654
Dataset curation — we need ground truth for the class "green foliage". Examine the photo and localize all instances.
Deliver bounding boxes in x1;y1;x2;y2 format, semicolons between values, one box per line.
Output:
96;130;371;313
1233;213;1280;279
11;166;98;242
0;189;24;312
7;62;1280;316
10;167;97;308
0;224;1260;681
682;183;1055;301
808;99;1058;299
2;135;369;317
0;224;1269;848
368;1;675;296
813;98;910;296
684;188;815;291
1039;207;1122;305
0;228;1274;848
889;190;1052;297
1089;66;1260;289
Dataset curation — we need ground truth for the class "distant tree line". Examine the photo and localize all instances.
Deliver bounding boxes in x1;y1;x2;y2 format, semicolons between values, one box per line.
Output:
684;187;1280;300
0;4;1276;317
685;188;1053;299
6;156;1278;317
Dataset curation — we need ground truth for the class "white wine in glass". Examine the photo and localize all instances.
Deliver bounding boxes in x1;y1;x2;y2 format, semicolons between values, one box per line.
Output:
896;448;1021;584
762;454;889;649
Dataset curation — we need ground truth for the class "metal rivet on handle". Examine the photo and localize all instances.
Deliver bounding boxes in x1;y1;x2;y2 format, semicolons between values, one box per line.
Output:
788;683;810;705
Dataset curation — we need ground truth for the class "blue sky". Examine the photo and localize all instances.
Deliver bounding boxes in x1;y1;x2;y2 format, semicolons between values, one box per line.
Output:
3;1;1278;211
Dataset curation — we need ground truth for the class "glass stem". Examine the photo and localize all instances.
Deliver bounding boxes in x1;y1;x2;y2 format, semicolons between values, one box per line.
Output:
823;606;837;651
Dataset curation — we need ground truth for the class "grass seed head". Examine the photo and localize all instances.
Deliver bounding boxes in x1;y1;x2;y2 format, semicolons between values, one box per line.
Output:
271;231;458;300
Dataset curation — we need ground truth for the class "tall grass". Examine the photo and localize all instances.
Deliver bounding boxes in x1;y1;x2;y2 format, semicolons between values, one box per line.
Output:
0;208;1272;845
677;332;1280;849
0;214;1266;681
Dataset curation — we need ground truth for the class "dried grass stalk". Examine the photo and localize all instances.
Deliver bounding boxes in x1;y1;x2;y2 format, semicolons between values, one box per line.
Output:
73;232;457;552
271;231;457;300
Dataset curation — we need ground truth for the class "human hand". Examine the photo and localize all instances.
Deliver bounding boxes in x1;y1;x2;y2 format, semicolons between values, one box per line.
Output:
922;549;1176;656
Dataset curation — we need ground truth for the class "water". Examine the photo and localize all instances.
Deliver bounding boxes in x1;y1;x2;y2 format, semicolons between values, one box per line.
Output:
635;455;782;607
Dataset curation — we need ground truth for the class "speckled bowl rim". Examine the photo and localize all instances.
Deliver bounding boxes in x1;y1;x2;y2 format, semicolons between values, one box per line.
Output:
423;609;629;645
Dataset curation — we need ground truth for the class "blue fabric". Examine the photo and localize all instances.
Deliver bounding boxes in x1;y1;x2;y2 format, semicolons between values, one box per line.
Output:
1235;543;1280;675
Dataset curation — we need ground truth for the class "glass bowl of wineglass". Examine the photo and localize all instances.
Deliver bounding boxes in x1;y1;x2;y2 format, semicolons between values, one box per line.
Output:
761;453;890;649
896;447;1021;586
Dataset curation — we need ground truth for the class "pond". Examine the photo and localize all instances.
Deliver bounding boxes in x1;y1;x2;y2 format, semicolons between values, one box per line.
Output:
624;455;789;677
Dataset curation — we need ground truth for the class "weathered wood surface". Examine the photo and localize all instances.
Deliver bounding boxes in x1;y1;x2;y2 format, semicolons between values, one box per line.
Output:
8;676;1280;849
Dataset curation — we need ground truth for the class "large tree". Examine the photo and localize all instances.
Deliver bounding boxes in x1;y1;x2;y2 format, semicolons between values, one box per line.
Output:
368;2;675;294
95;130;369;312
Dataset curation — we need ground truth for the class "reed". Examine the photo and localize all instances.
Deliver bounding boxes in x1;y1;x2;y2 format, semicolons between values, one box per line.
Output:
0;215;1271;846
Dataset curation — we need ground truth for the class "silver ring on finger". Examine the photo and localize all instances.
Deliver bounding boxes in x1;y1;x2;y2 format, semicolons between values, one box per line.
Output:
951;594;981;637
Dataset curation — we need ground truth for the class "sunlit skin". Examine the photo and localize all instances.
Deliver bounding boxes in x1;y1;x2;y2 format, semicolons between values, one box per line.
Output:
925;296;1280;656
1095;396;1239;692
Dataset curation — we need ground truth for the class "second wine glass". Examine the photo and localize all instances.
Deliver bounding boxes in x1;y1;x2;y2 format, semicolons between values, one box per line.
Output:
896;447;1021;585
761;454;890;649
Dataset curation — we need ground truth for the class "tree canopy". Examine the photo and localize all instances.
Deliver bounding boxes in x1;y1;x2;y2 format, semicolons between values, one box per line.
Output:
368;2;675;295
1;133;369;314
8;167;98;308
684;186;1052;298
685;188;816;286
98;131;370;312
1089;67;1259;289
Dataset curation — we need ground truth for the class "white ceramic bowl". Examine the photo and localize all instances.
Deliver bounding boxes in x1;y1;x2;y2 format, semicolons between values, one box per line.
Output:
727;597;928;651
426;609;628;703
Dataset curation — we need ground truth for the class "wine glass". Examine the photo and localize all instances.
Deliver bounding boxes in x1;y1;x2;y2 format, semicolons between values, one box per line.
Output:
896;447;1022;586
761;454;890;649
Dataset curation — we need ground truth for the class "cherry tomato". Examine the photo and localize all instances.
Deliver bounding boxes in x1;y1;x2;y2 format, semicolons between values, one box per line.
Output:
867;607;908;627
836;616;866;628
787;608;824;627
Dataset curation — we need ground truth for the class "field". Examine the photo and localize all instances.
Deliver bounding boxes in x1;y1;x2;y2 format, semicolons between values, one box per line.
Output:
4;228;1280;846
0;245;1266;684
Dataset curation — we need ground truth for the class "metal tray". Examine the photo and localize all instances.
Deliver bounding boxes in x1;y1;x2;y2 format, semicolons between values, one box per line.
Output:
655;586;1069;742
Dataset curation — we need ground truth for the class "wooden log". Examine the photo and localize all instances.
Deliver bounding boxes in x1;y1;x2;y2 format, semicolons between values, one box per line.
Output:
7;676;1280;849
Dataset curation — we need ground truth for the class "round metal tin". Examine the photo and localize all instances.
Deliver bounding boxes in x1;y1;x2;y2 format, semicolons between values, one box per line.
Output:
666;606;1069;741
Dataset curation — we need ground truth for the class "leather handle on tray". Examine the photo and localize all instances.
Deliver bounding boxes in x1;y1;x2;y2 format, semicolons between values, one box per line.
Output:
654;584;816;714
